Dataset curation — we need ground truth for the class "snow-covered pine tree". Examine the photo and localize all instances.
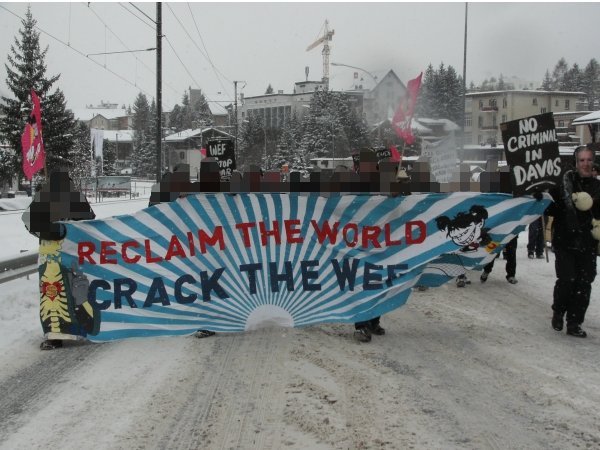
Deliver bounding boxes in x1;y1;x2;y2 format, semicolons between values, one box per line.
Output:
273;112;301;169
130;93;150;177
583;59;600;109
102;139;117;175
551;58;569;91
238;114;264;170
0;6;77;179
416;62;463;124
562;63;583;92
191;90;213;127
541;70;553;90
296;88;370;166
180;91;194;130
69;122;92;190
169;104;183;132
416;64;436;118
139;99;158;177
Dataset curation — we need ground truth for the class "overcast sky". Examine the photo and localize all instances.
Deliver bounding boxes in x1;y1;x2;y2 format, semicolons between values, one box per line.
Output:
1;2;599;112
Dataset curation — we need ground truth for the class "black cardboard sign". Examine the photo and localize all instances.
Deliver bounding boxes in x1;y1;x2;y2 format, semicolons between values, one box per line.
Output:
500;112;562;195
206;139;236;181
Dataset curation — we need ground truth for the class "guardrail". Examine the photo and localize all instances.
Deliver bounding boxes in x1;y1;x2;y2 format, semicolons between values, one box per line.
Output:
0;250;38;285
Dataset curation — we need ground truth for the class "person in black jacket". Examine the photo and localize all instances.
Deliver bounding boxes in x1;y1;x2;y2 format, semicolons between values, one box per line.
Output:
547;144;600;338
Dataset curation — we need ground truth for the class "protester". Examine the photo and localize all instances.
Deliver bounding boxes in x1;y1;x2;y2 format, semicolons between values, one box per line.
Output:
547;144;600;338
527;217;545;259
354;317;385;343
480;235;519;284
456;274;470;288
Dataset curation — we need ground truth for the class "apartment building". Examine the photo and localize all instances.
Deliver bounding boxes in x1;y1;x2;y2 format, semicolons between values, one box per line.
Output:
238;70;405;129
465;90;587;145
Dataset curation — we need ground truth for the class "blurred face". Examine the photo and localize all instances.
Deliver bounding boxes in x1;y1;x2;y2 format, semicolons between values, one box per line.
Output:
576;149;594;178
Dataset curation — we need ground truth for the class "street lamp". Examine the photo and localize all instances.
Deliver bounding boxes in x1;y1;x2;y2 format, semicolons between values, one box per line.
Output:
331;62;378;85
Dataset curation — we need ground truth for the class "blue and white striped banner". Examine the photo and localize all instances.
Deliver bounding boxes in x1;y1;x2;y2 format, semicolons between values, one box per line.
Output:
57;192;550;341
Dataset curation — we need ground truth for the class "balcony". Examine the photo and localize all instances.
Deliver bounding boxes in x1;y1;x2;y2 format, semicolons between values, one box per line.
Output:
480;125;498;130
480;106;498;112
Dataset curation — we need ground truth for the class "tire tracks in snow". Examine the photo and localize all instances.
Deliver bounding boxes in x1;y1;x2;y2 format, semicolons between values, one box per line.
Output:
152;328;292;450
0;341;106;441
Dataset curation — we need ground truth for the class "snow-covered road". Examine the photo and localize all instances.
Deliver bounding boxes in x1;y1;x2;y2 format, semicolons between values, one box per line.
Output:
1;197;599;449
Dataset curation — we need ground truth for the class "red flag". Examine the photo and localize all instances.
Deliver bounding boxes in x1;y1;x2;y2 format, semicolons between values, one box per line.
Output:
392;72;423;145
21;90;46;180
389;145;402;163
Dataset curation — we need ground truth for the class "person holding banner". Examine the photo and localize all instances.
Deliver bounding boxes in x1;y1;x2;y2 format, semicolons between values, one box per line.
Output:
548;144;600;338
480;236;519;284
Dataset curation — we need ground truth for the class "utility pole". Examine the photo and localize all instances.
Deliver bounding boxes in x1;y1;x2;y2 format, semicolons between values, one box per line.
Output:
234;80;238;161
155;2;162;182
462;2;468;161
233;80;245;162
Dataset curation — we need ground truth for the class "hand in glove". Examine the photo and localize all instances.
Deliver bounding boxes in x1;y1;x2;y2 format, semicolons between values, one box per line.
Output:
592;218;600;241
544;216;554;243
572;191;593;211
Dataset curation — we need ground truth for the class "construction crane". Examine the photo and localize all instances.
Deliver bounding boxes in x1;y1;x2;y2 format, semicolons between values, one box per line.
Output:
306;20;334;88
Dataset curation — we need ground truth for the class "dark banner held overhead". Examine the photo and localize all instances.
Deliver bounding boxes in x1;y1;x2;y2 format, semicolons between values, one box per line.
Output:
206;139;236;181
500;112;562;196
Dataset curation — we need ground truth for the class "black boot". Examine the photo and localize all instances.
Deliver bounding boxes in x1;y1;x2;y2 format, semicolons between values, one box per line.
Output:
566;325;587;338
551;312;564;331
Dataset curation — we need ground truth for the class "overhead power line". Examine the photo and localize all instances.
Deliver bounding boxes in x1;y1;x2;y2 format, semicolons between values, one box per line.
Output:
164;35;203;91
117;2;155;30
128;2;156;25
166;3;233;100
86;3;180;98
186;2;232;98
86;48;155;57
0;4;154;100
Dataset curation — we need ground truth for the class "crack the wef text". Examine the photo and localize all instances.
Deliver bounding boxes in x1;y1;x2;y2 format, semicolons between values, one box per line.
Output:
87;258;410;310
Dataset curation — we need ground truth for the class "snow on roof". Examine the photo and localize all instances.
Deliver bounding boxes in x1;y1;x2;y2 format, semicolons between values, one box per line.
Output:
466;90;586;96
102;130;134;143
164;127;234;142
571;110;600;125
72;108;129;121
416;118;460;132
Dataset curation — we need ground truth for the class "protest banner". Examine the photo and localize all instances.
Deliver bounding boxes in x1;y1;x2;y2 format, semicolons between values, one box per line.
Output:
500;112;562;195
42;192;549;342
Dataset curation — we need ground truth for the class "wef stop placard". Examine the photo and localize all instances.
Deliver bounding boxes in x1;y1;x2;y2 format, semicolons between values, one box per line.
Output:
500;112;562;195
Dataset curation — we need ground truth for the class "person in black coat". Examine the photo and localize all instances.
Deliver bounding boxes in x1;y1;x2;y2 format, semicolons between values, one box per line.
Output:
547;144;600;338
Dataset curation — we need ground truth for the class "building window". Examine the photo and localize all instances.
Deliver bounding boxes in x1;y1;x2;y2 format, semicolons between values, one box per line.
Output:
179;151;185;160
492;115;497;128
555;100;559;106
541;107;547;114
479;100;484;109
478;116;483;127
502;97;507;108
558;120;564;127
489;98;497;107
465;115;472;127
532;98;538;106
565;100;570;110
502;114;507;123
